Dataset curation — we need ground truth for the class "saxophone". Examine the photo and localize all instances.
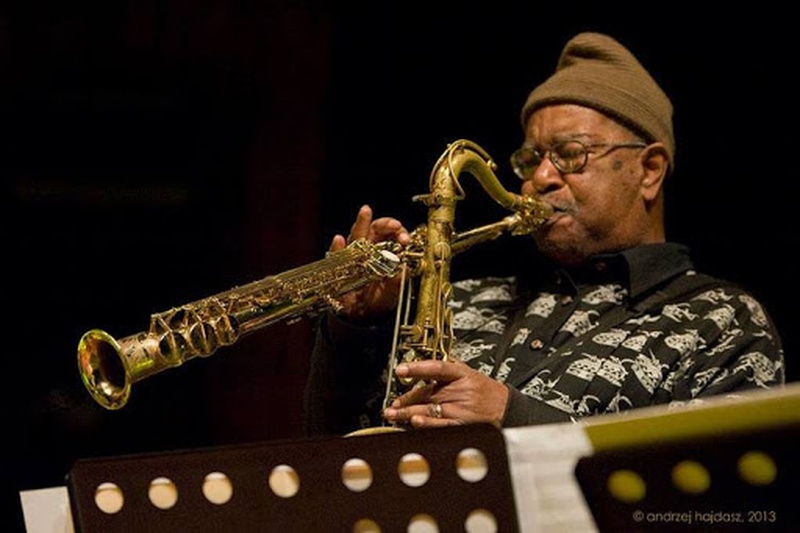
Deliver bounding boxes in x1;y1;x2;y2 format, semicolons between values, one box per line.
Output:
377;139;551;423
77;139;552;410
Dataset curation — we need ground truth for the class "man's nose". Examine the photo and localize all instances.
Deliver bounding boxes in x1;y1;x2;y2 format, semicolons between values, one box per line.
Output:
526;156;564;195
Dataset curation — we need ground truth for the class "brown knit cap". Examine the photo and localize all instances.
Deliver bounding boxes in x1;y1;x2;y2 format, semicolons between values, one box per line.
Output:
521;32;675;170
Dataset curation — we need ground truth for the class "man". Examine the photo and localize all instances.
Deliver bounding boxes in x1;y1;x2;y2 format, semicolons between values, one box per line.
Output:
304;32;785;436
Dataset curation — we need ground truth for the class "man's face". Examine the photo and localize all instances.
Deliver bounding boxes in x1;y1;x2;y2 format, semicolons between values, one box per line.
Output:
519;104;654;265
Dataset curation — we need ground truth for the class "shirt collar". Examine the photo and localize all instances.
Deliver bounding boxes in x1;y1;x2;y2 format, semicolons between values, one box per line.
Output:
557;243;694;299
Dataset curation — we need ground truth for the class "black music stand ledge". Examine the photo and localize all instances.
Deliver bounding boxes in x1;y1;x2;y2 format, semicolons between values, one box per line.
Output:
67;423;518;532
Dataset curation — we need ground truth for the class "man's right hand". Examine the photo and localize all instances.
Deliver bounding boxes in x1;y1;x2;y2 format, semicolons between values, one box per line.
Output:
331;204;411;324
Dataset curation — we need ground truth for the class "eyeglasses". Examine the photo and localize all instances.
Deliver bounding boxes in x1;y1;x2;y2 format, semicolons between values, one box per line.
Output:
510;139;648;180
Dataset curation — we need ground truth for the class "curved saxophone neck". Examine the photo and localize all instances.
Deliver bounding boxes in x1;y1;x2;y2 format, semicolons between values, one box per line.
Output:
416;139;553;225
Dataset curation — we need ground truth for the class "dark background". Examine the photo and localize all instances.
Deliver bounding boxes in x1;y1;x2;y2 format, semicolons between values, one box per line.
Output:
2;2;796;529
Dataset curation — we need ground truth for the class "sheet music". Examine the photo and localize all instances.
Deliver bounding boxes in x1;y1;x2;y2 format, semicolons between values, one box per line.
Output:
19;487;74;533
504;423;598;533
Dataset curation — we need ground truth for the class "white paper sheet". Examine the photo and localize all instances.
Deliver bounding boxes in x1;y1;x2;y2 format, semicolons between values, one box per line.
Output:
504;423;598;533
19;487;74;533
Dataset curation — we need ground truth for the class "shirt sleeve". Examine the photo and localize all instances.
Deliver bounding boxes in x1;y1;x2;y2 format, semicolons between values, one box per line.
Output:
303;313;393;437
502;385;577;426
669;288;785;402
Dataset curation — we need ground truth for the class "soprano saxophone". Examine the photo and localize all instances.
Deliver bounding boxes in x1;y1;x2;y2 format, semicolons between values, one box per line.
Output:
78;139;552;410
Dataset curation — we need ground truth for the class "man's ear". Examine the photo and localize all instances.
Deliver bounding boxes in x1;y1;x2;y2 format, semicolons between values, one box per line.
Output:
640;142;669;200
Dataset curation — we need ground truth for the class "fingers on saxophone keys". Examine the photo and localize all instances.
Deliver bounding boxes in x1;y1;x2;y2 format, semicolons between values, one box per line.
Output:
384;404;443;426
348;205;373;243
330;234;347;252
367;216;409;243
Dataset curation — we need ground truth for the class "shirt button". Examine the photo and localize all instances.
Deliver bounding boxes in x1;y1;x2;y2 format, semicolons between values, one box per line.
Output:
530;339;544;350
560;296;573;305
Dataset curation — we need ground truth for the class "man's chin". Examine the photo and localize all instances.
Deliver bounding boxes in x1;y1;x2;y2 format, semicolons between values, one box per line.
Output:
533;233;585;266
534;217;570;244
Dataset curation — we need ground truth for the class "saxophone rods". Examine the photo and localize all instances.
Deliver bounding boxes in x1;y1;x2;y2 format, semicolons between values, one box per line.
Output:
77;140;553;410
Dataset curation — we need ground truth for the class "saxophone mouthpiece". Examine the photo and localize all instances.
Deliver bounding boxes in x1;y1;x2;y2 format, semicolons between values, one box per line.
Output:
532;197;556;220
511;195;554;235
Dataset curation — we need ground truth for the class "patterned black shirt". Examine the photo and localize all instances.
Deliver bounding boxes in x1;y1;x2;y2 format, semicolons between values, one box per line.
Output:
305;243;785;435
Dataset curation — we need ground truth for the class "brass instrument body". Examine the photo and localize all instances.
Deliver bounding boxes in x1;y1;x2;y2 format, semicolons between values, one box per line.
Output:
381;140;552;411
79;239;405;409
78;139;553;410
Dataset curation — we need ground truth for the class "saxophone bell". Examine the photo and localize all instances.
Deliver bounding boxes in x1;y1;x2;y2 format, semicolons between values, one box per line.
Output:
78;329;130;410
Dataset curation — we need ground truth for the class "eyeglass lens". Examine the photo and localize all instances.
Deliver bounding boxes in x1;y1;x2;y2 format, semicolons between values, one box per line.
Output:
511;140;588;179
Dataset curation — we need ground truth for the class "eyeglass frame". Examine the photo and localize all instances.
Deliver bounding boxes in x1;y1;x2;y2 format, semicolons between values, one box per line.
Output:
510;138;649;180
